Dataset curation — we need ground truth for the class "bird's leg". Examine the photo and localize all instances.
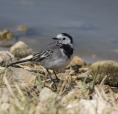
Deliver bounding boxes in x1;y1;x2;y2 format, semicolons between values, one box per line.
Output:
46;69;53;82
53;70;60;82
46;69;57;91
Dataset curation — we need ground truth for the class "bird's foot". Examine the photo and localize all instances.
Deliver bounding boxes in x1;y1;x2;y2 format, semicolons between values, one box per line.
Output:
50;81;57;92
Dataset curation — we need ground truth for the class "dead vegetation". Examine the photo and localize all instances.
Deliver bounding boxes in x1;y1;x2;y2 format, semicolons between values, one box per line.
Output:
0;38;117;114
0;60;117;114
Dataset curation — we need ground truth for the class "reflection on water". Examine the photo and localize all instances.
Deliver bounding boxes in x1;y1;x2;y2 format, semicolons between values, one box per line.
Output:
0;0;118;63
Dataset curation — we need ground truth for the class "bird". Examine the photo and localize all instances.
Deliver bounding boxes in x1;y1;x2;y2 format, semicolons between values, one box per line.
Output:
7;33;74;90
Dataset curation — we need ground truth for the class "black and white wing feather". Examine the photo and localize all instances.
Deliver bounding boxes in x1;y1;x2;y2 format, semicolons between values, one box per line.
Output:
31;50;53;61
7;49;53;67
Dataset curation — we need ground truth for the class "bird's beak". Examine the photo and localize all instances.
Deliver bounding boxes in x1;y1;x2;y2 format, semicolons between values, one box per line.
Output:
52;37;58;40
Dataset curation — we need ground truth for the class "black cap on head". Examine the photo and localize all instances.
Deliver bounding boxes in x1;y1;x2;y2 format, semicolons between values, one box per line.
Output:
61;33;73;43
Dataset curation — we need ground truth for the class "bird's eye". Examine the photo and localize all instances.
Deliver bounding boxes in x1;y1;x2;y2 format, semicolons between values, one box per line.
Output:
63;38;65;40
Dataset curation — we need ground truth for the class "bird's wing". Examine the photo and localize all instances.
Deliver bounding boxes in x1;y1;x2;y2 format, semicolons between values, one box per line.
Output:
32;43;61;61
7;49;54;67
7;43;59;67
31;49;53;61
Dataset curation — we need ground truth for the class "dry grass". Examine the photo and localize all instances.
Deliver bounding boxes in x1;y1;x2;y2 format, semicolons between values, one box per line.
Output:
0;68;117;114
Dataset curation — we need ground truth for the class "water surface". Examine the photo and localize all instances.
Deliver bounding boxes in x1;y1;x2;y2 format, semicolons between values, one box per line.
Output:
0;0;118;63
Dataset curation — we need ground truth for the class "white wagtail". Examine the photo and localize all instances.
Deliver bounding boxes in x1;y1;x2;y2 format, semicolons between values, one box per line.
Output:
8;33;74;88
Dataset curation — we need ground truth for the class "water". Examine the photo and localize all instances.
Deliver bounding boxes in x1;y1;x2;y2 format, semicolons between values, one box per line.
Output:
0;0;118;63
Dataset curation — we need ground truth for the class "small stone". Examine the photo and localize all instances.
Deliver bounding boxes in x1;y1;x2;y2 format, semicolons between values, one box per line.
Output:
0;51;16;66
39;87;57;103
67;56;86;70
90;60;118;87
17;26;30;32
67;56;85;67
10;41;33;58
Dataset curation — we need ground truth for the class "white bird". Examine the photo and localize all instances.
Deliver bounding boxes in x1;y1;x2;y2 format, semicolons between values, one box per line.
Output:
8;33;74;90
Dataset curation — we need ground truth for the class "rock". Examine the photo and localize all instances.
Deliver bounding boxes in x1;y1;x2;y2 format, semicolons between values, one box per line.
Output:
17;26;30;32
66;98;109;114
78;99;106;114
39;87;57;103
0;51;16;66
67;56;85;68
10;41;33;58
0;67;36;88
90;60;118;87
67;56;86;73
0;29;14;41
11;67;36;85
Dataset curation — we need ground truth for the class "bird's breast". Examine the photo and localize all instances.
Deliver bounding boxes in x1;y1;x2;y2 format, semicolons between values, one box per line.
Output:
45;57;70;70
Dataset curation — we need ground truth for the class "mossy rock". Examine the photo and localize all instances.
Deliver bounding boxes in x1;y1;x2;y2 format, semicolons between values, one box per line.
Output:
90;61;118;87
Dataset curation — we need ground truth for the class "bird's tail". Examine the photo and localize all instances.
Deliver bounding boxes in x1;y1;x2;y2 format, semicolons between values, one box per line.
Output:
7;55;33;67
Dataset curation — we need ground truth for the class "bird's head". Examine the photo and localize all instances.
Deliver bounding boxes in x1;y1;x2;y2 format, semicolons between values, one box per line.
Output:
52;33;73;47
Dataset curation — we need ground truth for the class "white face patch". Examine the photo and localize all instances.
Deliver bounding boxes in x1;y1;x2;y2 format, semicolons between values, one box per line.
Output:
56;34;71;45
